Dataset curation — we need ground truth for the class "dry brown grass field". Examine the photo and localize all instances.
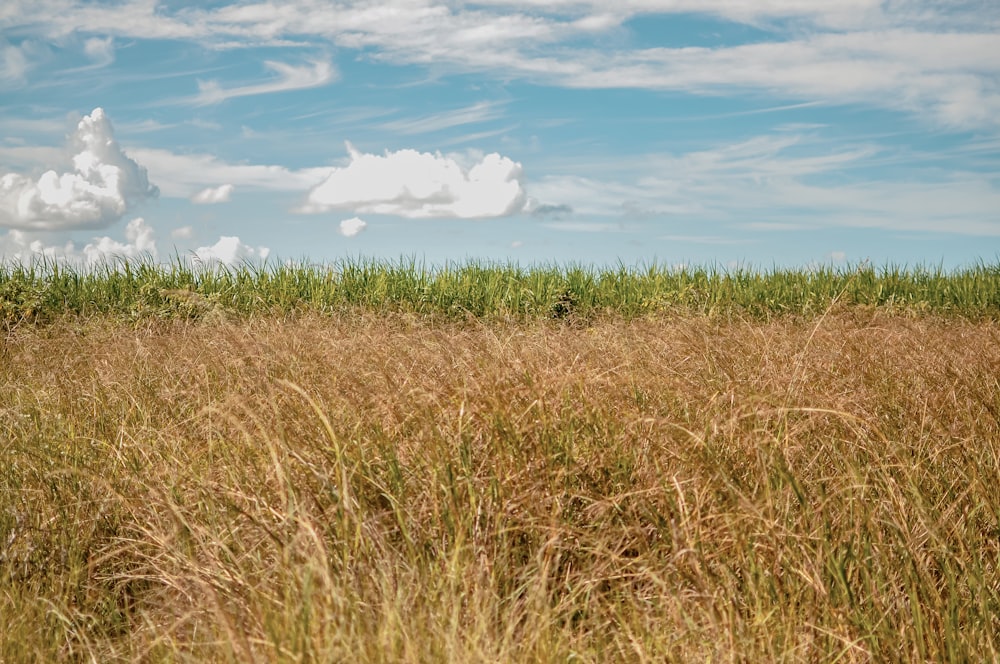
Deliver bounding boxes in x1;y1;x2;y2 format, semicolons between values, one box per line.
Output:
2;310;999;662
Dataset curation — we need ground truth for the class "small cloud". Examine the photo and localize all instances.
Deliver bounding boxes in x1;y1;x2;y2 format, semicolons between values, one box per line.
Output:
192;236;270;265
194;59;336;106
529;202;573;219
829;250;847;262
83;37;114;65
1;41;29;83
339;216;367;238
171;225;193;240
303;142;527;219
0;107;158;230
82;217;157;263
510;240;523;248
191;184;234;204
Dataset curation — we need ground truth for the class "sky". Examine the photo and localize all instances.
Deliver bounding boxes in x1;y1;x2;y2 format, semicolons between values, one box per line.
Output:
1;0;999;269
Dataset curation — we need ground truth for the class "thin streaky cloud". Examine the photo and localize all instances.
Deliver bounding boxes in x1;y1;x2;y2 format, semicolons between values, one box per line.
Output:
4;2;999;129
193;59;336;106
128;148;332;197
438;125;520;147
379;101;505;135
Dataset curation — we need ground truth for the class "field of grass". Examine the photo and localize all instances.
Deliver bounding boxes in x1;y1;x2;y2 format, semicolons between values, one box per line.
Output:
2;260;1000;661
3;258;1000;325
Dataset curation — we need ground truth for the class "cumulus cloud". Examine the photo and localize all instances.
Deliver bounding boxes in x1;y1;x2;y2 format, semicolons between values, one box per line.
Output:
192;236;270;265
0;108;158;231
304;143;527;219
82;216;157;263
0;218;277;269
339;216;367;237
0;217;156;265
191;184;234;204
0;229;74;263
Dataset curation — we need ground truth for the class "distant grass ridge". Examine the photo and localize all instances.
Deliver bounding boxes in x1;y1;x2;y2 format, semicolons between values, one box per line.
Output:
2;256;999;324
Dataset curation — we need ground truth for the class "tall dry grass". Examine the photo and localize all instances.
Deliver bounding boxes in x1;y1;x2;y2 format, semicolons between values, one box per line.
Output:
2;310;999;661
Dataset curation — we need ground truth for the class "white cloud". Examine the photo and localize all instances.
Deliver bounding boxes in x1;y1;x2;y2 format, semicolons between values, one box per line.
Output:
379;101;505;135
1;41;29;83
0;218;277;269
194;59;336;105
339;216;367;237
304;142;527;218
128;147;330;198
83;36;114;65
82;216;157;263
549;31;1000;129
0;217;156;265
531;131;1000;236
171;225;194;239
192;236;270;265
0;229;74;263
191;184;234;204
0;108;158;231
4;2;999;129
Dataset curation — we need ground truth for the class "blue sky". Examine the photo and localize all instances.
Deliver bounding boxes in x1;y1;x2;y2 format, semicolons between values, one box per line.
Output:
2;1;998;268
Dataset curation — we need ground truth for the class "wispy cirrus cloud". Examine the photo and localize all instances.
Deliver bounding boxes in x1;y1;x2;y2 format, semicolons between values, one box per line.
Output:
532;132;1000;236
5;2;1000;129
193;59;336;105
378;101;506;135
127;148;331;198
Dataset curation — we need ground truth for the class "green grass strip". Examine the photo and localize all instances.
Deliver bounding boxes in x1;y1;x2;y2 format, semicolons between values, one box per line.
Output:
2;255;999;324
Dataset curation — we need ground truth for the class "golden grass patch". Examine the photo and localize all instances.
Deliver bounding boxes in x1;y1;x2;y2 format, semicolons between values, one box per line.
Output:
2;312;999;661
